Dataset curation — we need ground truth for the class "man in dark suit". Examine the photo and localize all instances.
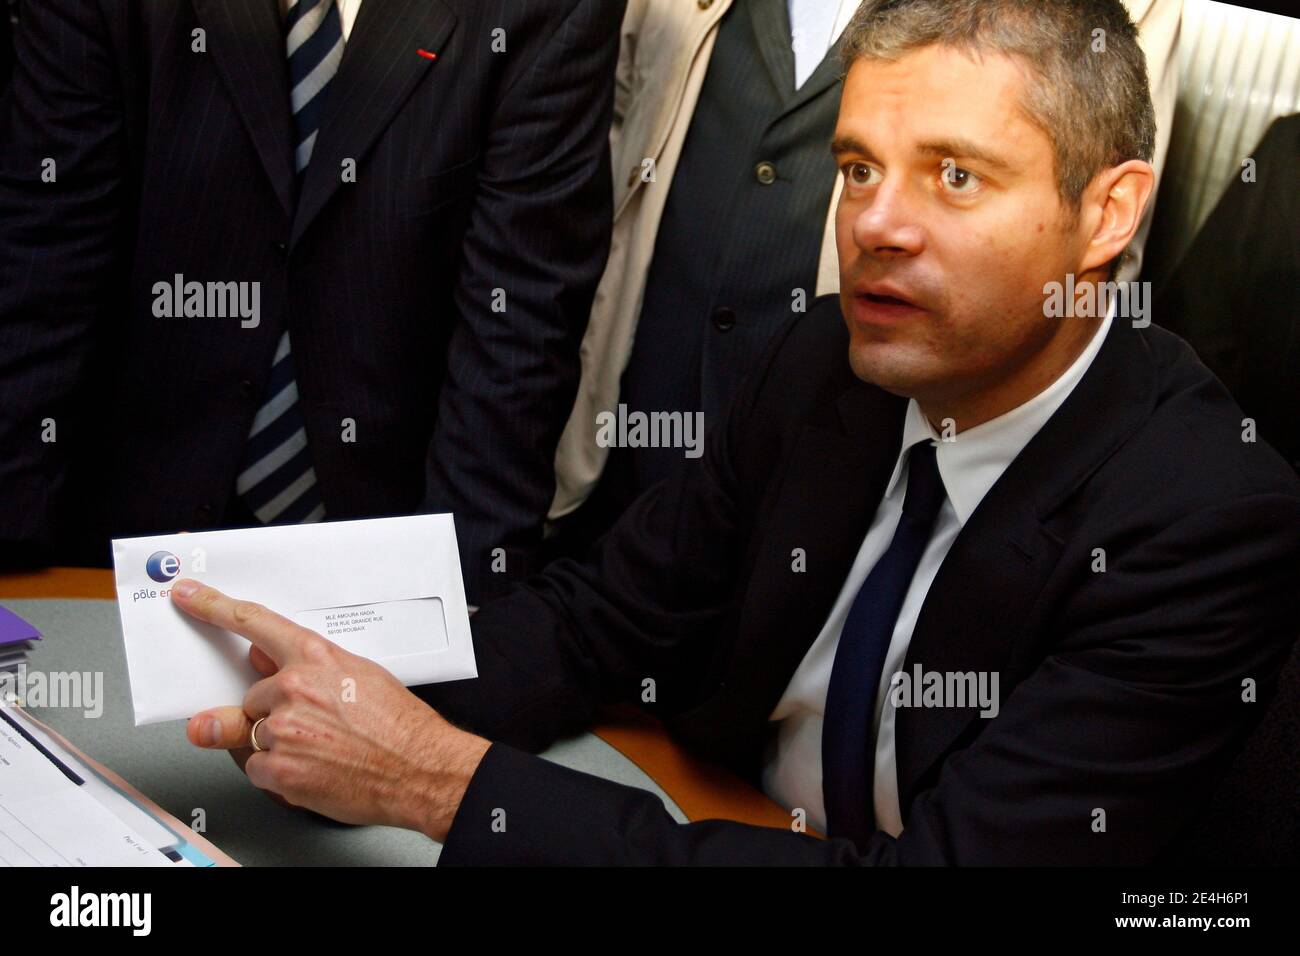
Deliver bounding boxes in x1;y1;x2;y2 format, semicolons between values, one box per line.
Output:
548;0;1180;560
0;0;622;603
168;0;1299;865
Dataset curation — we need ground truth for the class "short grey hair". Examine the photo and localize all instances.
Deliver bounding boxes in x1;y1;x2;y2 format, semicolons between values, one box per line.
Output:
841;0;1156;215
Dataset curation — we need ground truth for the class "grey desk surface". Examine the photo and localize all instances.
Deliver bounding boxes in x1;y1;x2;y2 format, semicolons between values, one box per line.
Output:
6;598;687;865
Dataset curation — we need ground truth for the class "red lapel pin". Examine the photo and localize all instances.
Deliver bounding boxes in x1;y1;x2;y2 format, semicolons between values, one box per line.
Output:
416;49;438;60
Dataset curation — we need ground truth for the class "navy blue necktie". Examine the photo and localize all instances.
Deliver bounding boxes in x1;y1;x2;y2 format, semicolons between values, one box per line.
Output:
822;438;947;846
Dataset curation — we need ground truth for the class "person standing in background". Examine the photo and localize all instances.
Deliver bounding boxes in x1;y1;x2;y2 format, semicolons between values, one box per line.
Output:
0;0;624;603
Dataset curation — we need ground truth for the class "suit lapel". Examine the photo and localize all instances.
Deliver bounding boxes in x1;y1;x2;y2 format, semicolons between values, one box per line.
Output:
694;380;908;765
774;29;846;124
191;0;295;218
290;0;458;247
891;455;1067;813
748;0;796;100
895;319;1160;809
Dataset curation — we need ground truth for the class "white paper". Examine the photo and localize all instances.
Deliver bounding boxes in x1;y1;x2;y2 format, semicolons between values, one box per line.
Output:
0;707;172;866
5;706;179;852
112;514;478;725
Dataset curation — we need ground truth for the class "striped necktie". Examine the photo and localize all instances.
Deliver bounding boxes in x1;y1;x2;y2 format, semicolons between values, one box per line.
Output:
235;0;343;525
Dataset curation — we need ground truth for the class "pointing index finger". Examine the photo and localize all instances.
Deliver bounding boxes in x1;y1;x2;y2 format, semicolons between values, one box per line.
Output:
170;578;314;667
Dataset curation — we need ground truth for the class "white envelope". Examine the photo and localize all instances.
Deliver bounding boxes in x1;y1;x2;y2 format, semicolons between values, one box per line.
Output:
111;514;477;725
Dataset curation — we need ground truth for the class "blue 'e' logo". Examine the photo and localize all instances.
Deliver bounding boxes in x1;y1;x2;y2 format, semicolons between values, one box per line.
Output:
146;551;181;583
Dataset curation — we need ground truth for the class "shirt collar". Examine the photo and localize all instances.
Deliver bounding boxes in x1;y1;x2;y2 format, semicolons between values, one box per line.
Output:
882;302;1114;525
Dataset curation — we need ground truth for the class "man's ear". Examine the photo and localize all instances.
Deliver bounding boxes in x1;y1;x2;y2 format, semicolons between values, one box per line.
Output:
1078;159;1156;275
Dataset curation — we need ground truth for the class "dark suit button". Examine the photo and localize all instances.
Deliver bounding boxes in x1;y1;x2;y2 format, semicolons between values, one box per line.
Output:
239;378;256;398
194;504;215;524
712;307;736;332
755;161;777;185
272;240;288;256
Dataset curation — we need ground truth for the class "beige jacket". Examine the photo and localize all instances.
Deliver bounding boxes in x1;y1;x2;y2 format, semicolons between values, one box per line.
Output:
551;0;1182;520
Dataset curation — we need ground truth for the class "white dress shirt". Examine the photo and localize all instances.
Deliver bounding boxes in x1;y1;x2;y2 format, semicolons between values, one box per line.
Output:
280;0;363;42
761;303;1115;837
787;0;862;89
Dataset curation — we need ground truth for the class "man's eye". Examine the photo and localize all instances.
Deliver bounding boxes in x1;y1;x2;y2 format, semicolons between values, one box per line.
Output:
844;162;879;187
940;163;981;193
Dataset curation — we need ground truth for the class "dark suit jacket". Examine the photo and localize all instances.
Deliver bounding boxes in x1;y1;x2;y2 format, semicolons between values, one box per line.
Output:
1155;113;1300;475
418;295;1300;865
0;0;622;602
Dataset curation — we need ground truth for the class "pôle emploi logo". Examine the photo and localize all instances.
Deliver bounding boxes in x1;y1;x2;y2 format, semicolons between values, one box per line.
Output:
132;551;181;602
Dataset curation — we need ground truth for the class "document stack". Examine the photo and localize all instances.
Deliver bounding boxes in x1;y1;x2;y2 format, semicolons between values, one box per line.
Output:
0;605;40;686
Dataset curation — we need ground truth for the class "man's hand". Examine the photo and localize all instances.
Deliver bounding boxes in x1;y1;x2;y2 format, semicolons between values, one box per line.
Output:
170;578;490;843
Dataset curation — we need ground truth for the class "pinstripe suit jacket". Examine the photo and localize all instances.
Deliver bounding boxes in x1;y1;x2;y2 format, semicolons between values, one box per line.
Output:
0;0;623;601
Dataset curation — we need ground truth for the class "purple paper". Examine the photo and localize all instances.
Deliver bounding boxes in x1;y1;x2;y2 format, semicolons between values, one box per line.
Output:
0;605;42;646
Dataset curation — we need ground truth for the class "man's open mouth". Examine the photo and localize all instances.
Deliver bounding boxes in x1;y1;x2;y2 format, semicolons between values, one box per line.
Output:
862;293;915;307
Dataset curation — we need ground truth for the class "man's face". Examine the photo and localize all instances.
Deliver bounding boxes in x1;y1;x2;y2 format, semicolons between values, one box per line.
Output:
833;46;1090;411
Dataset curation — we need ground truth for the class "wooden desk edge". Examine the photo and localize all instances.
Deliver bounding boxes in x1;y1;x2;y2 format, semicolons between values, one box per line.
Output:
0;567;117;600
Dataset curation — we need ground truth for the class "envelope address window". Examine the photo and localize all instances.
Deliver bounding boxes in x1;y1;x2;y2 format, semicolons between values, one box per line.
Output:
293;597;449;661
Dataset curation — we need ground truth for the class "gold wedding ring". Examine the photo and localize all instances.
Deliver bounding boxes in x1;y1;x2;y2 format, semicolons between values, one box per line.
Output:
250;716;269;752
